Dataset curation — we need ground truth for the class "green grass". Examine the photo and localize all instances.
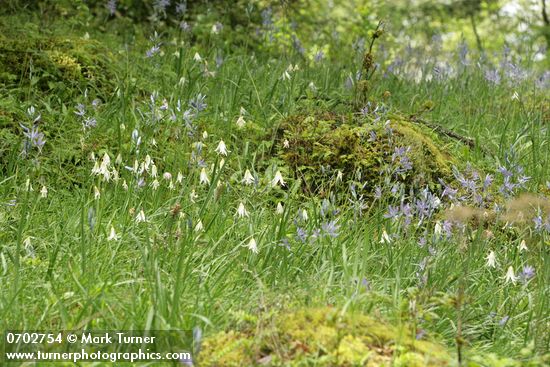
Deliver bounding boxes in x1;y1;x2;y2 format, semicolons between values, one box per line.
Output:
0;4;549;366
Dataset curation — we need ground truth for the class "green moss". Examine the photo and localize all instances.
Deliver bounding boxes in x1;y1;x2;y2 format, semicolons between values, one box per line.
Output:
199;307;549;366
199;307;451;366
200;330;256;367
0;28;117;97
276;110;457;195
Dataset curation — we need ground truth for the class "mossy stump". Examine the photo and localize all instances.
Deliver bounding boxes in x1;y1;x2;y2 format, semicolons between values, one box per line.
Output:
275;111;457;197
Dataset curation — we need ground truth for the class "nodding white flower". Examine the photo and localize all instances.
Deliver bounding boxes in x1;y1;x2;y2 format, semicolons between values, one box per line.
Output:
240;106;247;115
202;130;208;139
99;153;111;181
122;180;128;191
112;169;119;182
163;172;172;181
518;239;528;252
151;138;157;147
505;266;517;284
512;91;519;100
219;158;225;169
434;221;442;236
107;226;118;241
272;170;286;187
292;64;299;72
115;153;122;165
200;168;210;185
190;189;198;203
151;164;158;178
176;172;184;183
25;178;33;192
236;115;246;128
94;186;101;200
300;209;308;221
308;81;317;92
283;139;289;148
40;185;48;198
194;220;203;232
135;209;146;223
242;169;255;185
380;229;391;244
145;155;152;170
247;237;258;254
193;52;202;62
236;202;249;218
281;70;291;81
91;160;101;175
486;250;497;268
168;180;175;190
101;152;111;167
276;202;284;215
336;170;343;182
215;140;229;156
151;179;160;190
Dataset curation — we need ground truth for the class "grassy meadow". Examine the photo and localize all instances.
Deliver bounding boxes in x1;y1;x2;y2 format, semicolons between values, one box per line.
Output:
0;1;549;366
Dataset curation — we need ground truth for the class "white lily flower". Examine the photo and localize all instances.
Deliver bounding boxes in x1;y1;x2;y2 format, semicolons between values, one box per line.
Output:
485;250;497;268
107;226;118;241
247;237;258;254
518;240;528;252
200;168;210;185
190;190;198;203
236;202;249;218
236;115;246;128
135;209;146;223
215;140;229;156
380;229;391;244
272;170;286;187
242;169;255;185
194;220;204;232
505;266;517;284
94;186;101;200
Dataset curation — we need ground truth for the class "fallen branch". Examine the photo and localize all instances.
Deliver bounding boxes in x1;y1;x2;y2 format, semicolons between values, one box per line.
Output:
410;115;493;157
